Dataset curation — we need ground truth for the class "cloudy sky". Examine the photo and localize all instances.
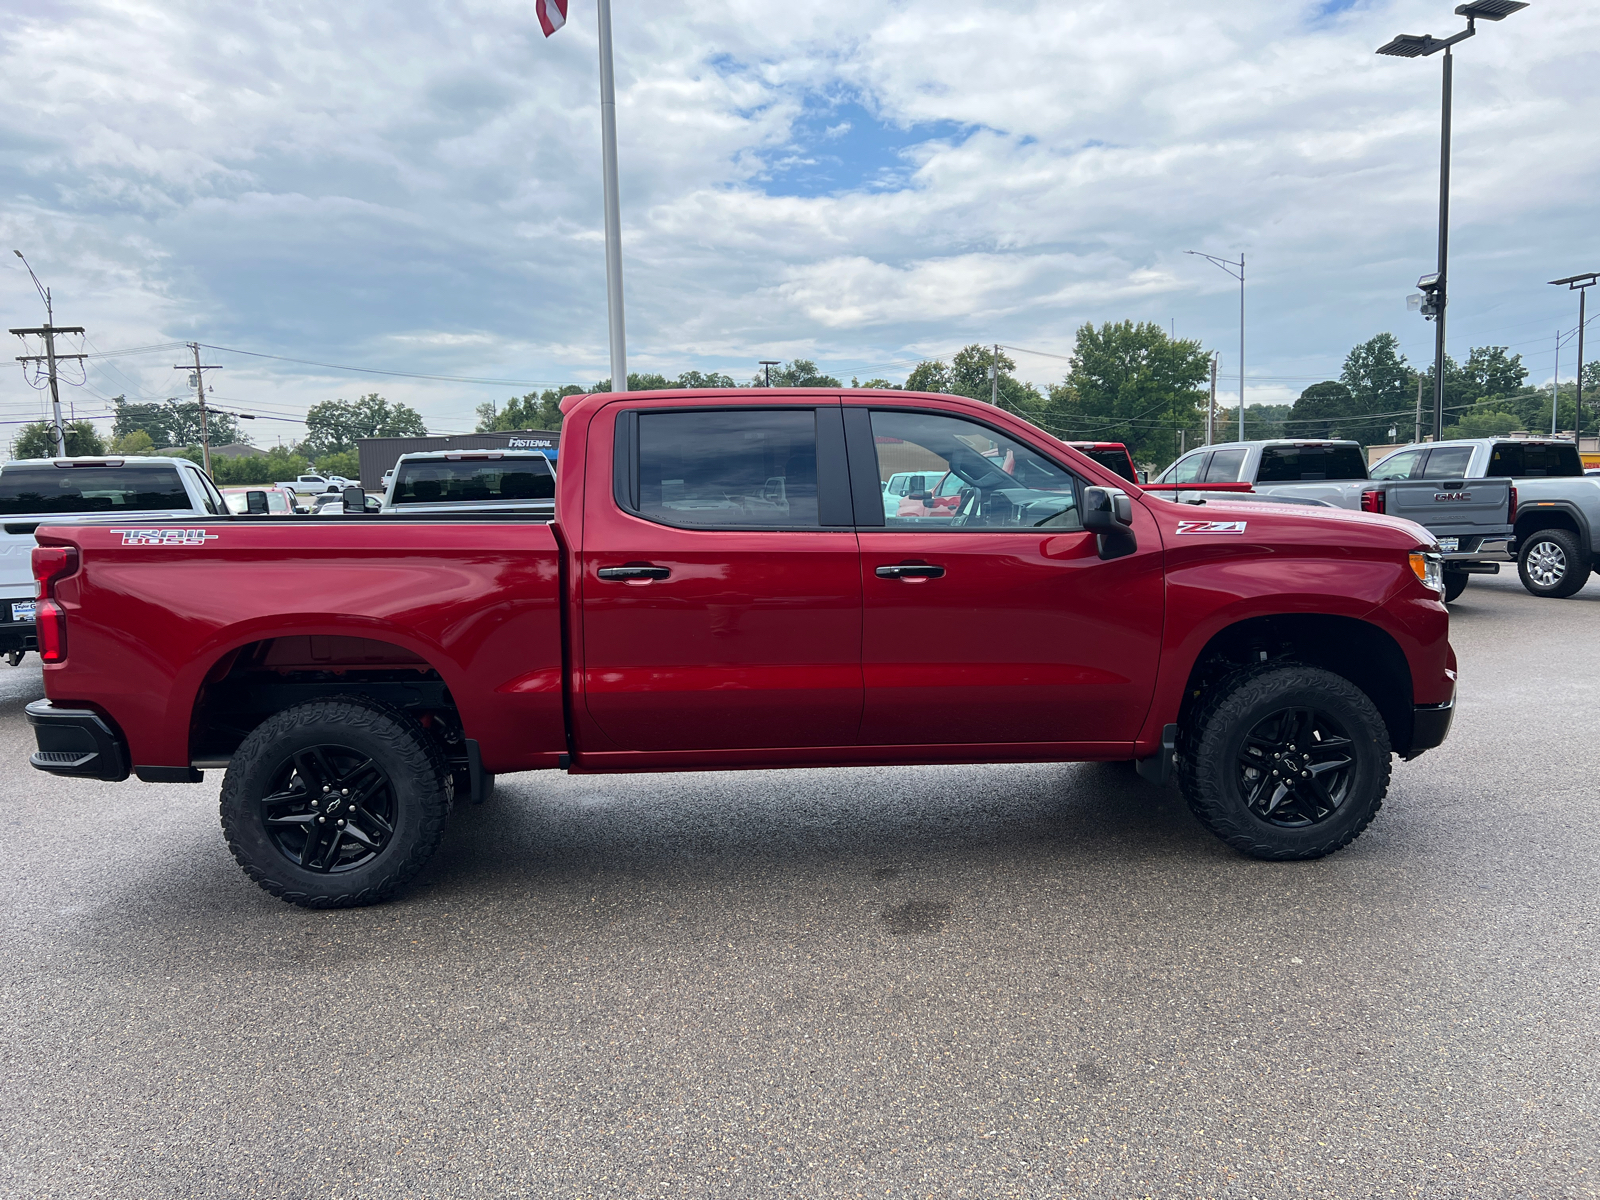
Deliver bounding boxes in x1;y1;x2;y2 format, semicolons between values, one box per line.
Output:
2;0;1595;443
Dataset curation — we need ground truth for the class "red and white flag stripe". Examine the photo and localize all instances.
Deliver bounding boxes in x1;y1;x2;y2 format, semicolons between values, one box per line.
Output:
536;0;568;37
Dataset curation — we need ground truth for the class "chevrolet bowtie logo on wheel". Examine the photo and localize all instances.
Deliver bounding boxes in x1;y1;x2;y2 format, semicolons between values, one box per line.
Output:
108;529;219;547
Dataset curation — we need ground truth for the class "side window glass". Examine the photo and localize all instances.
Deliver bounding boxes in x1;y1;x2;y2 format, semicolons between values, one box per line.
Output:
187;468;222;515
635;409;819;528
1203;449;1246;482
1423;446;1473;479
1165;453;1208;484
1370;449;1422;481
869;410;1082;531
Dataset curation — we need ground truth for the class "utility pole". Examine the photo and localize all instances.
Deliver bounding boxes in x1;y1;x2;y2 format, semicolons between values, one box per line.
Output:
176;342;222;476
1207;353;1218;445
991;344;1000;406
1549;273;1597;455
1552;330;1560;437
1183;250;1245;439
1415;375;1424;444
759;360;779;387
9;252;85;457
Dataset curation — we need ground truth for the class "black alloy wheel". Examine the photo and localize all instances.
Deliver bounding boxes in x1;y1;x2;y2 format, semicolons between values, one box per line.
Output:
220;698;451;907
1236;706;1354;828
260;744;397;873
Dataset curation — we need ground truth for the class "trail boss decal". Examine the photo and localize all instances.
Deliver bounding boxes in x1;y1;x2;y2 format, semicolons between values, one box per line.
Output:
1175;520;1248;535
108;529;218;547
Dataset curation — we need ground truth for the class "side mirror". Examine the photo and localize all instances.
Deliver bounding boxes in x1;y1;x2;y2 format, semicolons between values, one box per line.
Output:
343;486;367;513
1083;487;1137;560
245;490;270;515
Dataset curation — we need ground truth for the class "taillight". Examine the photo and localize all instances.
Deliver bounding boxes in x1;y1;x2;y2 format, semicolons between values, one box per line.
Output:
1508;485;1517;525
31;546;78;664
1360;489;1386;514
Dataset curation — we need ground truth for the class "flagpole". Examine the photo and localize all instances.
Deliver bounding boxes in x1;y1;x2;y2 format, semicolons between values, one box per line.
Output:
596;0;628;392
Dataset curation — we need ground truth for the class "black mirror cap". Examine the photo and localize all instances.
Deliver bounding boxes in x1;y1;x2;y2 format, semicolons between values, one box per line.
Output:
342;486;367;513
245;490;270;515
1082;486;1137;560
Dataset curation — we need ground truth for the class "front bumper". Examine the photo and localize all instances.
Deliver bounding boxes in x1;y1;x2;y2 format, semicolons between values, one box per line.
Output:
1409;699;1455;756
26;700;129;781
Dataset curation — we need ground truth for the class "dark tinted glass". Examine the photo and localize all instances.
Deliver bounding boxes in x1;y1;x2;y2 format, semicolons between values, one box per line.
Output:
1486;442;1581;478
1421;445;1473;479
0;465;188;515
637;409;818;527
1257;445;1368;482
1080;446;1138;483
1204;448;1247;482
391;457;555;504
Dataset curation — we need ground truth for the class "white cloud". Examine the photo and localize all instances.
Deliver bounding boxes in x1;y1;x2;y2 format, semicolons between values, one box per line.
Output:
1;0;1596;444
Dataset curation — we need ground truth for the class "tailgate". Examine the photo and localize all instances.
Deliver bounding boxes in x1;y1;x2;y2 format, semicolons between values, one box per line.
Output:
1381;478;1513;536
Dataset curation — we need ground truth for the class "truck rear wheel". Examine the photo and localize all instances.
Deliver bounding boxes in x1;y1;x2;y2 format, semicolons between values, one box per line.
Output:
1178;664;1390;861
219;698;452;908
1517;528;1590;598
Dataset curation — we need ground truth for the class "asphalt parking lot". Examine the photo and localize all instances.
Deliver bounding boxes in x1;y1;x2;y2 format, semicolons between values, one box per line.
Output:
2;571;1597;1200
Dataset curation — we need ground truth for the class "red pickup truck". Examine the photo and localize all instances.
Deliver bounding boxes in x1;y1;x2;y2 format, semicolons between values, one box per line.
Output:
26;388;1455;908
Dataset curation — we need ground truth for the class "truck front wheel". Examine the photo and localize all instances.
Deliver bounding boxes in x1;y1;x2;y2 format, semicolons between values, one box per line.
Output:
1517;528;1590;598
1442;571;1469;603
1178;665;1391;861
220;698;452;908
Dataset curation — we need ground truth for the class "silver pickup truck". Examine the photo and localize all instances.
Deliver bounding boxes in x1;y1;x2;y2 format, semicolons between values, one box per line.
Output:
0;456;226;661
1369;437;1600;599
1157;439;1514;601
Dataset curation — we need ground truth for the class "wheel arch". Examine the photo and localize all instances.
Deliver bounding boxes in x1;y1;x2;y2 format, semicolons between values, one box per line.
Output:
1176;614;1416;756
1514;502;1589;557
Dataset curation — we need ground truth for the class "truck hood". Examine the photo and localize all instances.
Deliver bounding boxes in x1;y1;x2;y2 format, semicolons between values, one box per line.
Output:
1147;495;1433;550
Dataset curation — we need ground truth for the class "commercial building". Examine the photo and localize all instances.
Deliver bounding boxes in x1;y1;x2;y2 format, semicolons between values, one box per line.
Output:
356;430;561;491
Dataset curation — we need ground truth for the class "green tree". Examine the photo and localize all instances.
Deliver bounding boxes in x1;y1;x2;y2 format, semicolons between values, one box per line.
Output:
745;360;841;388
904;360;952;393
1241;402;1293;441
209;446;312;485
851;378;899;389
476;385;587;433
900;346;1046;418
14;421;106;458
109;429;156;455
113;396;243;448
314;450;361;480
303;394;426;457
1043;322;1211;464
1288;381;1357;439
1339;334;1417;444
1449;410;1522;440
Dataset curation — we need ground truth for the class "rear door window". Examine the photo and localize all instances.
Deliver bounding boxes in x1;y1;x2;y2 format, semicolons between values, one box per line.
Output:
1164;452;1209;484
631;409;820;528
1203;449;1247;482
1257;445;1368;482
1421;445;1474;479
0;465;189;515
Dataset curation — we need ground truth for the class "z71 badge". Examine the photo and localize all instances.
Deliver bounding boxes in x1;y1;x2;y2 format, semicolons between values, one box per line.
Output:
109;528;218;547
1175;520;1247;535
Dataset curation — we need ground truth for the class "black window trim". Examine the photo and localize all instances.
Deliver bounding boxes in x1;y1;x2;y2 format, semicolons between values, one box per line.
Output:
610;403;855;533
843;404;1089;533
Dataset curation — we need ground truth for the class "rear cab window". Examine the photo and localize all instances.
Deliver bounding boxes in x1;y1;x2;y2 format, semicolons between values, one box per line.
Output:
0;465;189;515
391;456;555;505
1420;445;1474;479
1257;444;1367;482
1203;449;1247;482
1486;442;1580;478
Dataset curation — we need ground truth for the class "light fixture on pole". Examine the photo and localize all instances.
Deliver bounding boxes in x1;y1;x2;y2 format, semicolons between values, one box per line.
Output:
1185;250;1245;440
1549;272;1597;455
758;360;780;387
1379;0;1529;444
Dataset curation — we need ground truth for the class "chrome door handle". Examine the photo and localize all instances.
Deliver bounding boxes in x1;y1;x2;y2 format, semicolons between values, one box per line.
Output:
598;565;671;581
875;564;945;579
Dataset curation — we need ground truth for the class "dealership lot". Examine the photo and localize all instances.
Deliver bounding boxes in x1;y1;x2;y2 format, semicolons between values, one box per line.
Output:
2;572;1596;1199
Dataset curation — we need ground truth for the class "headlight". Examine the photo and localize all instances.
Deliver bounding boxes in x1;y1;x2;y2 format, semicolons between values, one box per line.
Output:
1409;550;1444;596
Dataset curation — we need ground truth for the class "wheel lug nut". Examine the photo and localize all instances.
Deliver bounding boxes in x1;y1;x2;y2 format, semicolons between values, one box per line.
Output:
317;816;325;823
338;819;346;827
341;788;349;795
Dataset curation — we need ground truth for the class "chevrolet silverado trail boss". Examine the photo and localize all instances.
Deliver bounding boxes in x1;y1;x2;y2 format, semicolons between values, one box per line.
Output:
25;389;1456;907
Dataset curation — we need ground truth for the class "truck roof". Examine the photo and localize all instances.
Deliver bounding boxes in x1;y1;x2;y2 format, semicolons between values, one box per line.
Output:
1;456;200;469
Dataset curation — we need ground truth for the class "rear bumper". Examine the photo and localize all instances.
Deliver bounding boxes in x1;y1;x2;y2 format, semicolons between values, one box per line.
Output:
0;619;37;653
1409;698;1455;756
26;700;129;781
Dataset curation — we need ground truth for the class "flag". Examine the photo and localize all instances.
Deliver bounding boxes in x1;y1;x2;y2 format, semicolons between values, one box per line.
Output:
537;0;567;36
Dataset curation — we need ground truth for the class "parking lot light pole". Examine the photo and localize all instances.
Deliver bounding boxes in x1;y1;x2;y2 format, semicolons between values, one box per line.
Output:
1379;1;1528;443
1185;250;1245;440
1549;273;1597;453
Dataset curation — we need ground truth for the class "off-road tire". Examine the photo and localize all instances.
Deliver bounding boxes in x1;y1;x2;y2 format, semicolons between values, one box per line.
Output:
220;697;451;908
1442;571;1469;603
1178;663;1391;861
1517;527;1590;599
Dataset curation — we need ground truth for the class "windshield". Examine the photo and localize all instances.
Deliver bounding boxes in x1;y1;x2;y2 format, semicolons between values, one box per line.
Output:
391;457;555;504
1078;446;1138;483
0;465;188;515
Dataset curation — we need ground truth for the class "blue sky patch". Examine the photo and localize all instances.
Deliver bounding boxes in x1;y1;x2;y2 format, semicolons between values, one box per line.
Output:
756;97;972;198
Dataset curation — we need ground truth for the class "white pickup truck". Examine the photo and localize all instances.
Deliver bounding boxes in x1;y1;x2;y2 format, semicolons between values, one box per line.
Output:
0;457;224;662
